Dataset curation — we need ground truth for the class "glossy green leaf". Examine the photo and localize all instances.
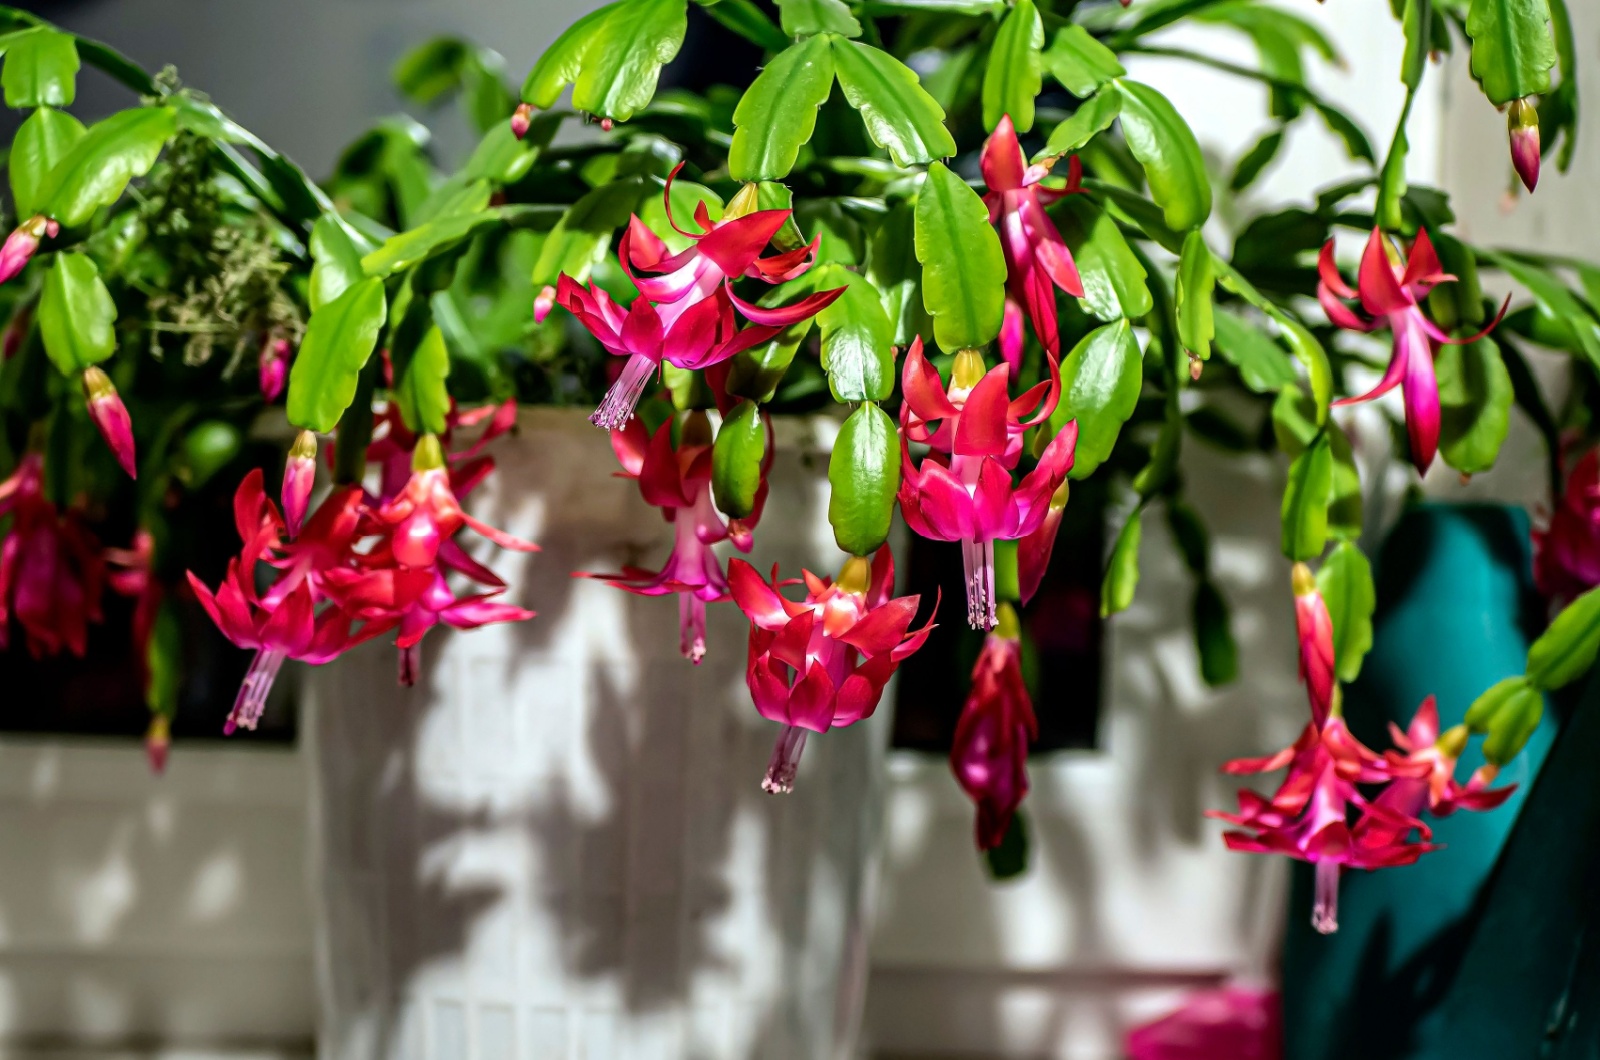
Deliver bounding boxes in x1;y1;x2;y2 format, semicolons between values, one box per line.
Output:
1437;335;1513;474
713;399;767;519
814;265;895;402
1102;509;1142;617
1043;24;1125;97
2;27;77;108
1036;86;1120;160
914;161;1005;350
288;277;389;433
982;0;1044;133
1464;675;1543;764
1230;128;1283;191
38;252;116;374
571;0;688;121
1466;0;1556;104
1194;580;1239;687
704;0;791;51
1054;195;1152;322
1317;540;1375;683
522;4;620;106
1054;320;1143;479
831;37;957;167
779;0;862;38
10;105;84;219
1281;432;1331;561
309;214;369;311
1327;420;1363;541
1482;250;1600;374
531;178;645;287
1278;315;1332;423
1113;79;1211;232
396;324;452;435
866;201;927;345
828;402;901;556
1175;229;1214;361
1271;385;1319;457
1527;584;1600;691
46;105;176;228
362;210;496;276
1212;310;1297;393
393;37;470;104
729;35;835;182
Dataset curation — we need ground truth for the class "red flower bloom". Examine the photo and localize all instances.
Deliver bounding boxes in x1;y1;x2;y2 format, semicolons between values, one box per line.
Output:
0;453;106;657
950;604;1036;850
729;547;934;793
1534;446;1600;605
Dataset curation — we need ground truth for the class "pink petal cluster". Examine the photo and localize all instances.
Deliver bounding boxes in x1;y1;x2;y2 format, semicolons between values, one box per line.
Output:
189;424;537;733
581;411;765;663
0;453;106;658
83;366;137;479
729;547;934;793
1126;986;1282;1060
950;605;1036;850
980;115;1085;367
897;337;1077;629
1534;445;1600;606
557;167;843;429
1319;228;1505;474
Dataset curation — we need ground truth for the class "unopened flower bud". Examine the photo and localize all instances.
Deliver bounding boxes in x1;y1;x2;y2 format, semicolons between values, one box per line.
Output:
145;715;171;774
533;284;557;324
83;366;137;479
1291;562;1335;726
0;215;58;286
511;102;534;140
283;430;317;537
259;335;290;402
598;117;614;132
1507;97;1540;194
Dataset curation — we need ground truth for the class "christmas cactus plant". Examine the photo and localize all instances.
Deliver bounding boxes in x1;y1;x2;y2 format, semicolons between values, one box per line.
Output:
0;0;1593;933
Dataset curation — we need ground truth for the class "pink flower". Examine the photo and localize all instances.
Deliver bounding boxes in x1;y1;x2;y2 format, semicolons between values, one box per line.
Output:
82;366;137;479
1534;446;1600;605
1319;228;1505;474
1211;715;1433;934
1127;987;1282;1060
729;547;934;793
511;102;534;140
981;115;1084;365
897;337;1076;629
950;604;1035;850
259;335;290;401
282;430;317;538
0;453;106;657
579;412;763;663
1373;696;1515;825
1292;563;1335;726
0;215;58;285
1507;97;1540;194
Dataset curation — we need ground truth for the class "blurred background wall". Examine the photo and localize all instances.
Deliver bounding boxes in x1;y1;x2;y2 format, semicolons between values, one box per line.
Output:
0;0;1593;1057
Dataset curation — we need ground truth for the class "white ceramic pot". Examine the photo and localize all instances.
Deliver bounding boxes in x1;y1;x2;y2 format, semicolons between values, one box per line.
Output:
305;408;888;1060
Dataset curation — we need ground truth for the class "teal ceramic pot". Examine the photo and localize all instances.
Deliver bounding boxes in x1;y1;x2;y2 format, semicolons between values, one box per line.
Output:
1281;504;1558;1060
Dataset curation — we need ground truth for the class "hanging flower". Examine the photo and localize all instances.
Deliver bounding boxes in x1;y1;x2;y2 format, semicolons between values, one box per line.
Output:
981;115;1085;366
82;366;137;479
1292;562;1335;726
0;215;58;286
1507;97;1540;194
950;602;1036;851
579;411;762;663
1318;228;1506;474
897;337;1076;629
729;547;934;793
1534;445;1600;606
0;453;106;657
1372;696;1515;825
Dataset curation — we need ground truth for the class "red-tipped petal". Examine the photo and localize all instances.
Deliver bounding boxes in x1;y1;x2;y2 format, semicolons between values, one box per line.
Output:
1357;228;1413;317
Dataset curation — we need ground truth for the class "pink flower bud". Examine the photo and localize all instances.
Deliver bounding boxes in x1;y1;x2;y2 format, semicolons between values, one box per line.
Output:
533;284;557;324
83;366;137;479
145;715;171;775
598;117;614;132
0;216;58;286
259;336;290;401
1292;562;1335;727
282;430;317;537
511;102;534;140
1508;96;1540;193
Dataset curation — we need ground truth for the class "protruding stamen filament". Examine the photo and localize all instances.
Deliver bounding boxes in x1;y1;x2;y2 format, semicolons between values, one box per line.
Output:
961;537;998;630
1311;860;1340;935
590;355;655;430
761;725;809;794
679;594;707;665
399;644;420;687
225;649;288;734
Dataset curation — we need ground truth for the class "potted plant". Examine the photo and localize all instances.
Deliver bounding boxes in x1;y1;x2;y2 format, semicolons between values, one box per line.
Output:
0;0;1596;1053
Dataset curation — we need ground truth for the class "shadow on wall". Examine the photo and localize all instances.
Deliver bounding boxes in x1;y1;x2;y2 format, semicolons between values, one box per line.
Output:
307;409;889;1059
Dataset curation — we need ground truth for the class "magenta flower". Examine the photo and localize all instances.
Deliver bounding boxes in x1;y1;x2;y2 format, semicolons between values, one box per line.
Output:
1534;446;1600;605
0;215;58;286
981;115;1084;364
1126;986;1282;1060
729;547;934;793
579;412;761;663
0;453;106;658
259;335;290;402
1319;228;1505;474
1292;563;1335;726
82;366;137;479
950;604;1036;850
282;430;317;538
1507;97;1540;193
511;102;534;140
1373;696;1515;825
897;337;1076;629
